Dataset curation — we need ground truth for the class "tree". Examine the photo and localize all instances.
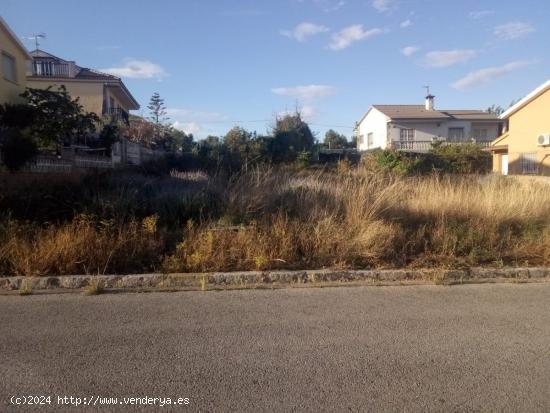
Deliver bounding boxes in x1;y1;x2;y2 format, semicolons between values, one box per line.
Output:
272;112;314;162
147;92;168;125
20;86;99;149
487;104;505;116
224;126;252;153
323;129;348;149
147;92;169;142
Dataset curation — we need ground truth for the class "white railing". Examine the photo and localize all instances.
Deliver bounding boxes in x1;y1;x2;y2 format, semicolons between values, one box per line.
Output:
392;140;493;152
31;61;73;77
20;155;113;173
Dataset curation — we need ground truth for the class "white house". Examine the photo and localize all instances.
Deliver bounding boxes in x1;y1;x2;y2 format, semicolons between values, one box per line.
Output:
355;95;502;152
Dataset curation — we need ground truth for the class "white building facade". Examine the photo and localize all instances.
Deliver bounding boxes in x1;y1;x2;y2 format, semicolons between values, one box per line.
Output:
356;96;502;152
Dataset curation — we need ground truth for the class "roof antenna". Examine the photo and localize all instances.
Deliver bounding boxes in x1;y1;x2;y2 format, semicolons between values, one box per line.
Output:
23;33;46;50
423;85;431;96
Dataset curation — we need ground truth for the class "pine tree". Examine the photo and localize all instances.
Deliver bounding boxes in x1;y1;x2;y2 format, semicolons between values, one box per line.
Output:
147;92;169;141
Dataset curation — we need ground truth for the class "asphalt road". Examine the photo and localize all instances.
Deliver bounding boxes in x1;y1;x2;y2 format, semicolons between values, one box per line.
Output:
1;284;550;412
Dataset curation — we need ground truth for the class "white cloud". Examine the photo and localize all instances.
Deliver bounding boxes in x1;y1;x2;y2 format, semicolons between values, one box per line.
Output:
280;22;330;42
451;61;535;90
494;22;535;40
469;10;494;19
278;105;318;121
271;84;337;100
424;49;478;68
100;59;167;80
172;121;201;135
400;19;412;28
328;25;383;51
371;0;396;12
401;46;420;57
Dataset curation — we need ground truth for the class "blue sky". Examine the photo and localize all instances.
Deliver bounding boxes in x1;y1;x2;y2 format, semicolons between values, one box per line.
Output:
2;0;548;140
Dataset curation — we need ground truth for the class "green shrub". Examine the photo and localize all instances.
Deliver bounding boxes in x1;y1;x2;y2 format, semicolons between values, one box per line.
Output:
430;143;491;174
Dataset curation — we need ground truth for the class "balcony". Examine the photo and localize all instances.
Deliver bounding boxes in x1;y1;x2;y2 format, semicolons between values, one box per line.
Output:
391;139;493;153
31;60;75;77
103;107;129;124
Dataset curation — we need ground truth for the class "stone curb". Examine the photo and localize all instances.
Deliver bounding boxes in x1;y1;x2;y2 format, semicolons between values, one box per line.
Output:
1;267;550;293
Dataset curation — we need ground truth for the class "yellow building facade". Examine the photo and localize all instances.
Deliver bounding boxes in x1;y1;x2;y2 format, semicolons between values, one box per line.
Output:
26;50;139;122
0;16;31;104
490;80;550;176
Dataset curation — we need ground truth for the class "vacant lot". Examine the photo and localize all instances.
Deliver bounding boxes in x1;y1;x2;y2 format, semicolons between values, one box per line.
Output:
1;165;549;276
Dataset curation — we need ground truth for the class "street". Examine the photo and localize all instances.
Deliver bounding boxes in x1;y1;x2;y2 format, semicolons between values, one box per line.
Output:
1;283;550;412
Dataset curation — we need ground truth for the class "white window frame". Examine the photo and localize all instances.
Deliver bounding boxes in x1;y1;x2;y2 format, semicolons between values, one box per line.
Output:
2;52;17;83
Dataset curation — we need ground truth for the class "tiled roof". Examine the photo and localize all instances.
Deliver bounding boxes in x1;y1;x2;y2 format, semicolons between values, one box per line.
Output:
75;68;119;81
373;105;450;119
372;105;500;121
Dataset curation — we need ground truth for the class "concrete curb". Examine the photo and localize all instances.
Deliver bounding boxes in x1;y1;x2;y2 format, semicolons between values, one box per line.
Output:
1;267;550;294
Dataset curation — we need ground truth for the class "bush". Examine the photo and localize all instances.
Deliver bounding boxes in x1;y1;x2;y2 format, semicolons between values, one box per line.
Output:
366;144;492;176
430;143;491;174
0;128;38;172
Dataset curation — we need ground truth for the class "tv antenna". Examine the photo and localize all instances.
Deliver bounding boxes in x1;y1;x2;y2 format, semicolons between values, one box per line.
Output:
23;33;46;50
423;85;431;96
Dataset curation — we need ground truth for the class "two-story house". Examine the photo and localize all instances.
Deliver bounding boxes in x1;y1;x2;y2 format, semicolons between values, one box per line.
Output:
488;80;550;176
0;16;31;104
26;49;139;123
355;95;502;152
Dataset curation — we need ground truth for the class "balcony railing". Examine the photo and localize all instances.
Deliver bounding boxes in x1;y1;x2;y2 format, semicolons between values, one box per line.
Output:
391;139;493;152
103;107;129;124
31;61;73;77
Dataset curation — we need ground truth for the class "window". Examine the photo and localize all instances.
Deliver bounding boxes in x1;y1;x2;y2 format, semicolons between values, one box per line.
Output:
448;127;465;142
358;135;364;145
521;153;538;175
367;133;373;147
399;128;415;141
2;52;17;83
472;129;488;140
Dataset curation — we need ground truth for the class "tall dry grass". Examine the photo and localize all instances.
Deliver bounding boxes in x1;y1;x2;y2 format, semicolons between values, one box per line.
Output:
1;167;549;276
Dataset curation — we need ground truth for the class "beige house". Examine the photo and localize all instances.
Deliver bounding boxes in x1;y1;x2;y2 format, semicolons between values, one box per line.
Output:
0;16;32;104
27;50;139;123
489;80;550;176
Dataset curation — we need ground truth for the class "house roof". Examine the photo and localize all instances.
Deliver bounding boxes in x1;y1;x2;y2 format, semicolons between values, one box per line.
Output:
371;105;500;121
0;16;32;59
499;79;550;119
28;49;139;110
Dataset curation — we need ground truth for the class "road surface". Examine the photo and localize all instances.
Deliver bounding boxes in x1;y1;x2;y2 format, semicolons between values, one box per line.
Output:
1;284;550;412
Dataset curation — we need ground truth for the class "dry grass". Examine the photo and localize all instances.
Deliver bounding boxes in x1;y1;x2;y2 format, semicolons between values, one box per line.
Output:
1;167;550;276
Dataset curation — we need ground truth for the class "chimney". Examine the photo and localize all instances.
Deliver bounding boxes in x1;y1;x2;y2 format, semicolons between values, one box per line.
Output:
425;94;435;111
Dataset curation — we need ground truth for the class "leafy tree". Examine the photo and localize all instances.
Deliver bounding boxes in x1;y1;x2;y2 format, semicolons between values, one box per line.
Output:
169;127;194;152
323;129;348;149
272;112;314;162
224;127;252;153
20;86;99;149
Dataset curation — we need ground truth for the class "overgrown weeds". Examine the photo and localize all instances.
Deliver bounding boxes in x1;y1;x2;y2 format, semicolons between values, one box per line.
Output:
1;167;549;276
